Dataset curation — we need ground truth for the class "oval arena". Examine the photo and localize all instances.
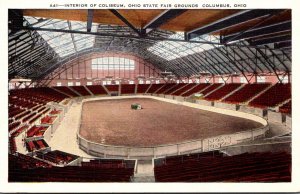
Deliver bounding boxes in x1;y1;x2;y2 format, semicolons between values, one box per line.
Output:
78;96;267;158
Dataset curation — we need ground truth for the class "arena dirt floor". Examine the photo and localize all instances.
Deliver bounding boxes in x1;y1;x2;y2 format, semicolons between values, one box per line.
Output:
79;98;263;147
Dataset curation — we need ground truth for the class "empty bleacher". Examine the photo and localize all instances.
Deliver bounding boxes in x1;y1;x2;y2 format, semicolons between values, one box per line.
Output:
154;151;291;182
155;83;176;94
25;139;49;152
223;83;271;104
181;83;210;97
146;83;164;93
249;83;291;108
164;83;187;95
70;86;90;96
172;83;197;96
9;153;52;169
9;155;135;182
36;150;79;165
279;100;291;115
136;84;151;93
105;84;119;92
53;86;80;97
121;84;136;94
204;83;242;101
201;83;223;96
86;85;108;95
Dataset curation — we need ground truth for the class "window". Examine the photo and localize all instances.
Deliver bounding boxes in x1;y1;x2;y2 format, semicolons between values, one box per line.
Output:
129;81;134;84
279;75;288;83
87;82;92;86
257;76;266;83
176;80;180;83
188;80;193;83
107;81;111;85
218;78;225;83
68;82;73;86
240;77;247;83
75;82;81;86
195;79;200;83
146;80;151;84
91;57;135;70
102;81;107;85
56;82;62;86
139;80;144;84
156;80;160;84
115;81;120;85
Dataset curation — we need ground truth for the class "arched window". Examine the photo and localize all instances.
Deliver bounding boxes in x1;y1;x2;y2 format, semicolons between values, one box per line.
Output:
91;57;135;70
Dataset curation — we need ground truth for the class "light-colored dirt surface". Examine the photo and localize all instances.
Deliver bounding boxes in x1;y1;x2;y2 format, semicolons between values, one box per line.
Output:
79;98;263;147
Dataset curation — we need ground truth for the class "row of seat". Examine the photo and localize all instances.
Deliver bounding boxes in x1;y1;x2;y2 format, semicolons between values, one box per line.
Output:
36;150;79;165
154;151;291;182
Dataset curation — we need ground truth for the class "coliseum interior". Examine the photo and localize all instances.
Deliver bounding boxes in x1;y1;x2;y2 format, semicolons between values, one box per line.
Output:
8;9;292;183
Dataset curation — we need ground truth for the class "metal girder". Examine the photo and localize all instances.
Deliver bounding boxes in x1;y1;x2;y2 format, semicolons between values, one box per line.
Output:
264;45;290;72
187;9;284;40
142;9;187;31
250;34;291;45
109;9;142;36
87;9;94;32
12;26;222;45
67;21;78;53
222;21;291;43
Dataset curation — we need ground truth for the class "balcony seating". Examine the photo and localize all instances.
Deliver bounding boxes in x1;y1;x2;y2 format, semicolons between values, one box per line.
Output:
53;86;79;97
249;83;291;108
223;83;271;104
201;83;223;96
25;139;49;152
204;83;242;101
173;83;197;96
279;100;291;115
86;85;108;95
9;153;52;169
136;84;151;93
181;83;210;97
121;84;136;94
105;84;119;92
164;83;188;95
154;151;291;182
70;86;90;96
155;83;177;94
36;150;80;165
26;126;48;137
146;83;165;93
40;115;56;124
9;156;134;182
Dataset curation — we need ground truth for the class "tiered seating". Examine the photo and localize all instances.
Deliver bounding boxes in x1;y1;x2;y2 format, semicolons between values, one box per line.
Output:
81;159;125;168
9;158;135;182
9;138;17;153
36;150;79;165
181;83;210;97
86;85;108;95
164;83;188;95
136;84;151;93
9;121;21;132
172;83;197;96
70;86;90;96
26;126;48;137
49;109;62;115
154;151;291;182
155;83;176;94
9;153;52;169
22;112;37;123
40;115;56;124
146;83;165;93
11;125;29;137
249;83;291;108
9;165;134;182
204;83;242;101
121;84;136;94
105;84;119;92
279;100;291;115
223;83;271;104
25;139;49;152
53;86;79;97
201;83;223;96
